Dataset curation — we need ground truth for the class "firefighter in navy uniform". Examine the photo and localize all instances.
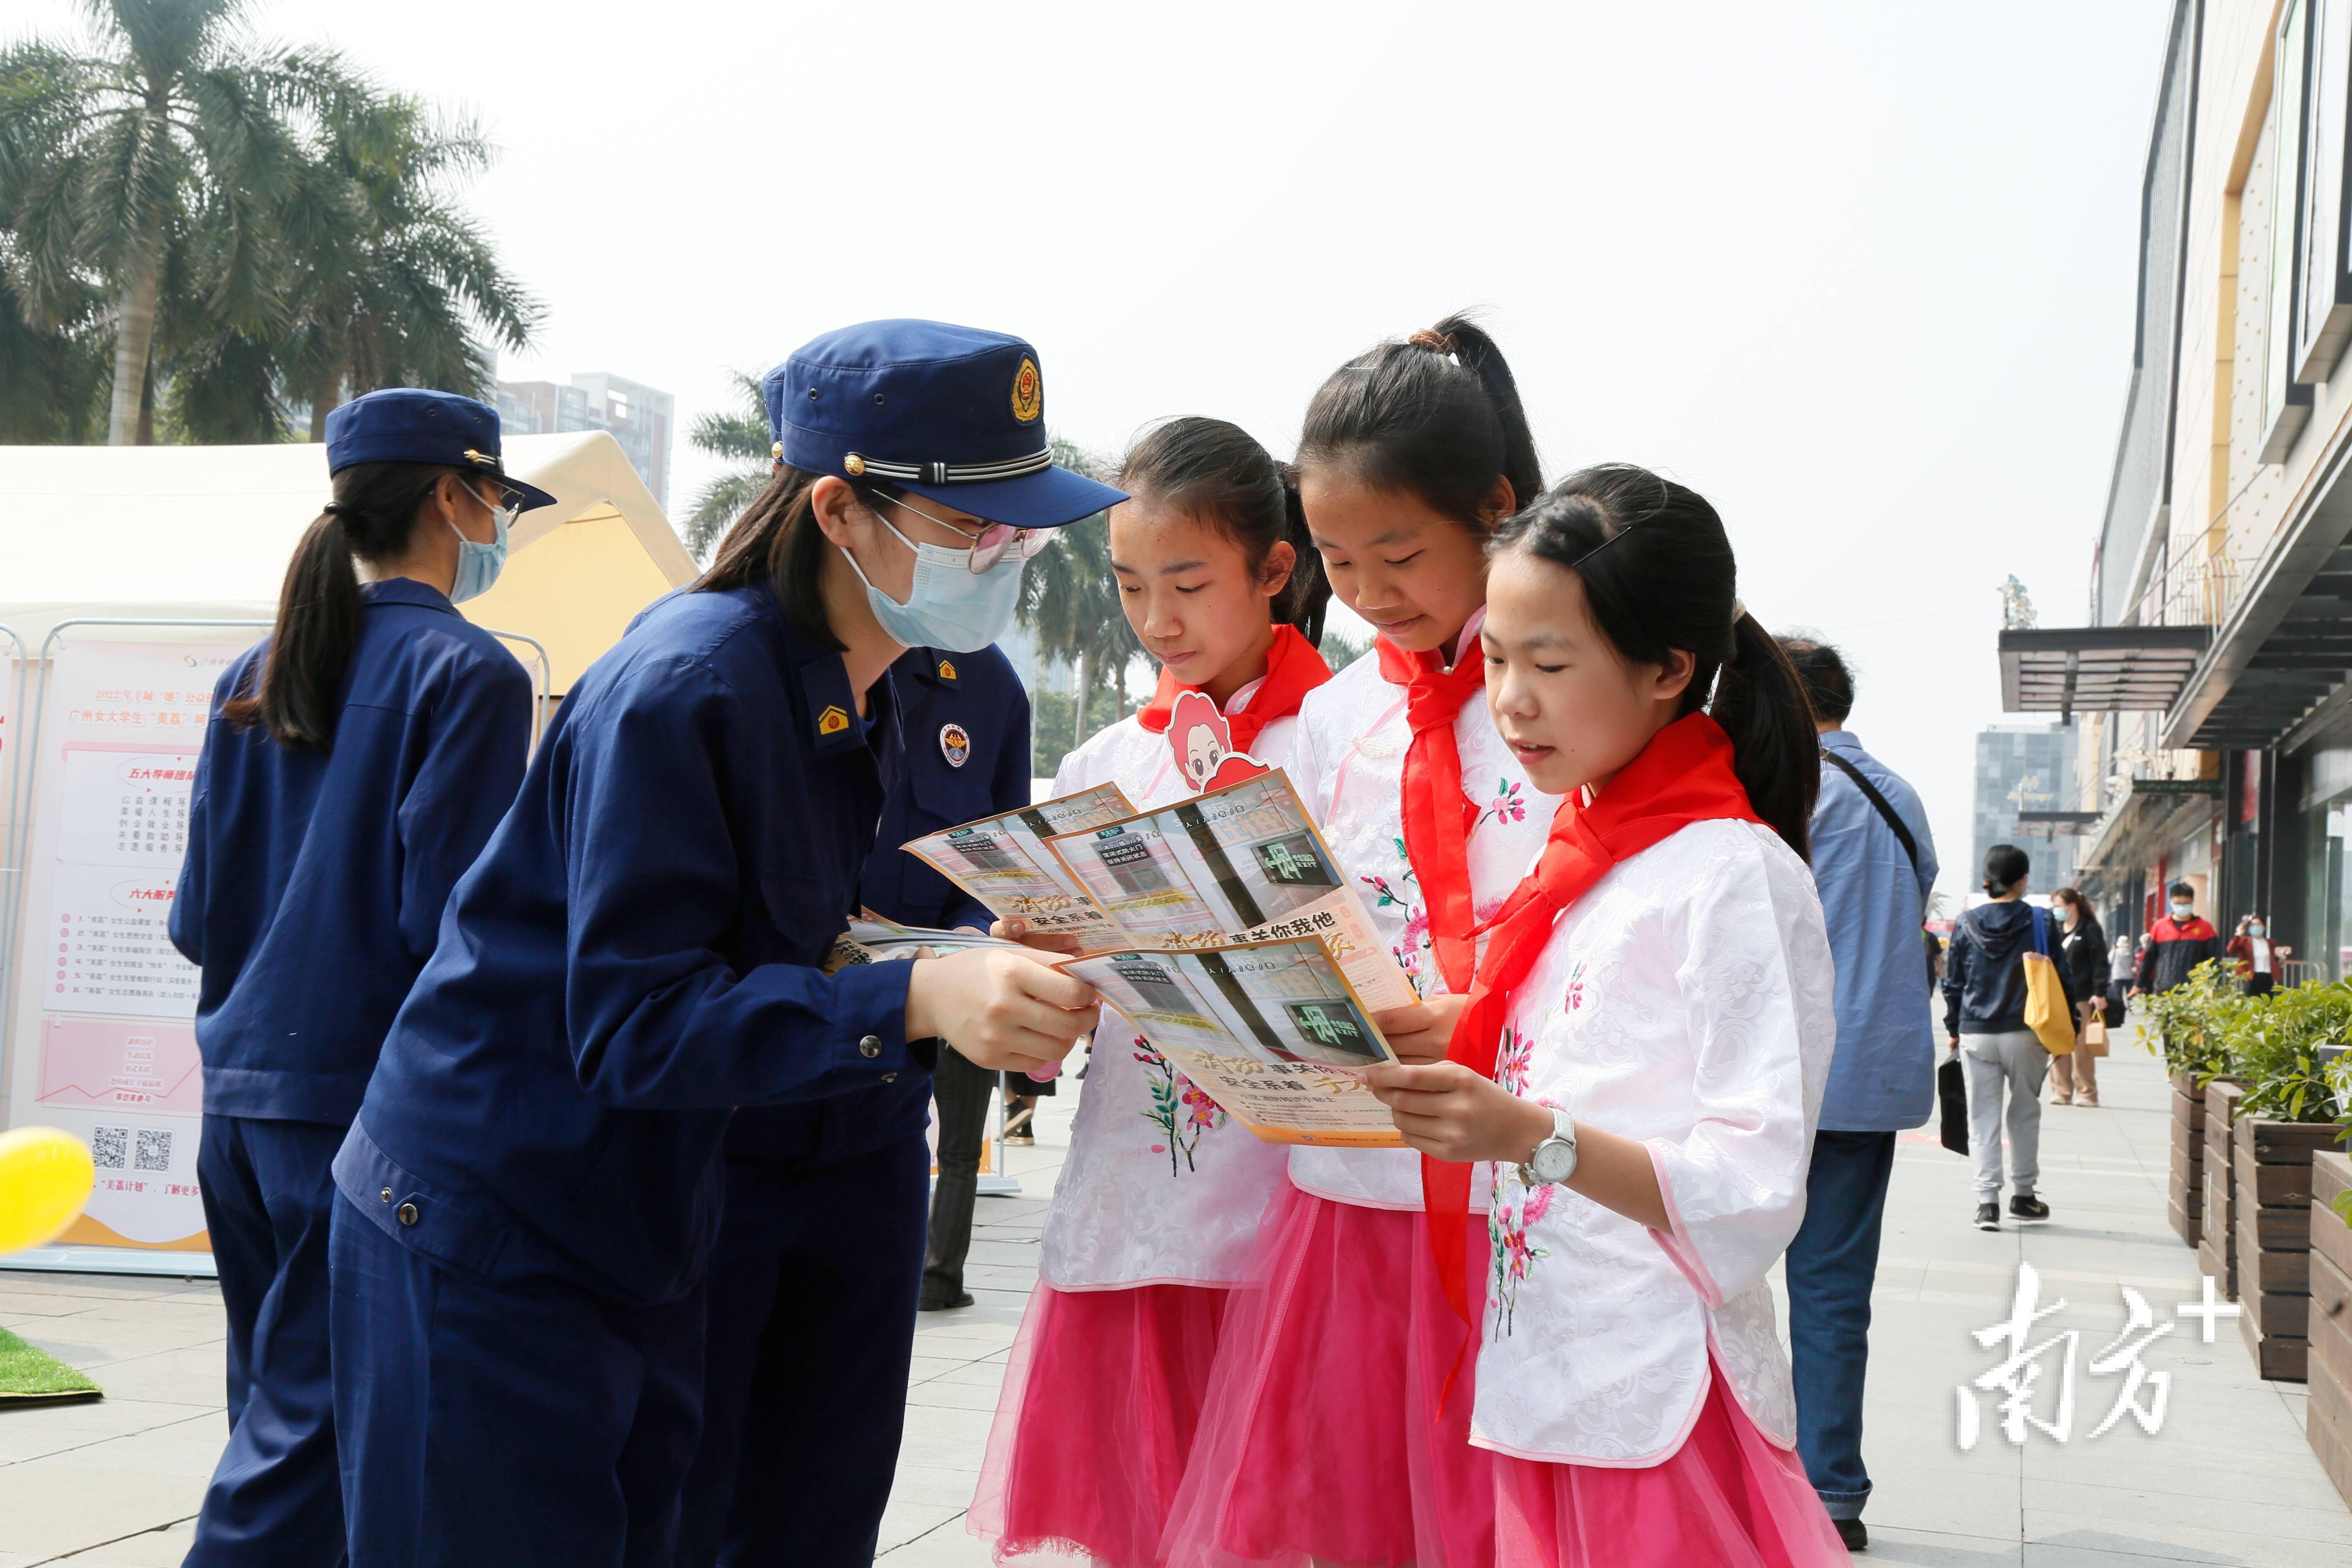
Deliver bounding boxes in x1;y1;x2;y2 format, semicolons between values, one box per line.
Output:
677;643;1035;1568
325;321;1117;1568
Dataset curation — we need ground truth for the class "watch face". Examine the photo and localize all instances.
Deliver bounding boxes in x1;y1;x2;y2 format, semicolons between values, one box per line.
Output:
1531;1139;1577;1186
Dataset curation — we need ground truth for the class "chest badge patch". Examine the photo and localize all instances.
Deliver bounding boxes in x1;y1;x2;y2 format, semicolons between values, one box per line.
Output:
1011;357;1043;423
937;658;958;681
940;722;972;767
817;704;850;736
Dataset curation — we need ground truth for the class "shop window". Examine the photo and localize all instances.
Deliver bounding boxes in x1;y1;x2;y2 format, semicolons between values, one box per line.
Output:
2306;799;2352;981
2299;0;2352;383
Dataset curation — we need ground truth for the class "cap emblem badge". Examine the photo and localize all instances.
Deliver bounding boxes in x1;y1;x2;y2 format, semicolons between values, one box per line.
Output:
940;723;971;768
817;705;851;736
1010;358;1042;424
844;453;867;477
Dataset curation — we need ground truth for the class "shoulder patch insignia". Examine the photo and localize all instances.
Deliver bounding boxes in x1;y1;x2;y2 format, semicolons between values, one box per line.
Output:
937;658;958;681
940;722;972;768
1011;357;1042;424
817;704;850;736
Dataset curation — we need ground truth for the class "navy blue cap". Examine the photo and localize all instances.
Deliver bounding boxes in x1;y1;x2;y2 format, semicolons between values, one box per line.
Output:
324;388;559;514
764;319;1126;530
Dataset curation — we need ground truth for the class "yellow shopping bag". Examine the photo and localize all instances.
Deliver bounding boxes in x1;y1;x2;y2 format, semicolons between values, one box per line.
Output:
2023;906;2075;1055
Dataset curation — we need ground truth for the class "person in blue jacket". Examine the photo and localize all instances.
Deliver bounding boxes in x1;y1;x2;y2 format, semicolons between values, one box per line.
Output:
676;641;1035;1567
325;321;1115;1568
169;388;545;1566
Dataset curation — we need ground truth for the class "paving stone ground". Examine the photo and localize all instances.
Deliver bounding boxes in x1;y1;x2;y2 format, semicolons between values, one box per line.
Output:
0;1022;2344;1565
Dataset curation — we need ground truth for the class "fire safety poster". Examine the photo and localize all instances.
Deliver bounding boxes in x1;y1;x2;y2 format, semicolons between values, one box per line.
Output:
4;637;251;1252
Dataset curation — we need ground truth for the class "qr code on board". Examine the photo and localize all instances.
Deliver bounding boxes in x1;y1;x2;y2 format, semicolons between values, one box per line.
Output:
134;1129;172;1172
91;1126;128;1169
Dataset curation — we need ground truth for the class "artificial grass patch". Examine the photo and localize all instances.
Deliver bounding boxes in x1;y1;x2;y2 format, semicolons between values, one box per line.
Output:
0;1324;100;1403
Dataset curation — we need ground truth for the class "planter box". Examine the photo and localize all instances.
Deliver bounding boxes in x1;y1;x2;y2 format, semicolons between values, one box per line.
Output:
2203;1082;2244;1296
2173;1071;2209;1127
2309;1154;2352;1512
2231;1115;2341;1384
2170;1105;2204;1247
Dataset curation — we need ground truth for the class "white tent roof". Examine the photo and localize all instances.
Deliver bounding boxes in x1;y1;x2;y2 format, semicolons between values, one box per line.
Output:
0;431;698;664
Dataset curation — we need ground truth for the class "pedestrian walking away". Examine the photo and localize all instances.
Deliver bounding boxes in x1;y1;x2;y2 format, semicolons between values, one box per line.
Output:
1777;636;1939;1553
323;321;1113;1568
168;389;542;1568
1942;844;2080;1232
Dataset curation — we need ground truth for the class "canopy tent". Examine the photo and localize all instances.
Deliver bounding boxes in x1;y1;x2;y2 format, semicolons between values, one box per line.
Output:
0;430;699;695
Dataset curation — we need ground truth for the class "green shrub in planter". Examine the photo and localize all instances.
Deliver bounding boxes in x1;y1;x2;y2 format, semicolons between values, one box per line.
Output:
2137;960;2251;1080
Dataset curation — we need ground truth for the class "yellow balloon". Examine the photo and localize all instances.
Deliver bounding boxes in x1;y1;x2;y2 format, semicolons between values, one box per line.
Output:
0;1127;97;1254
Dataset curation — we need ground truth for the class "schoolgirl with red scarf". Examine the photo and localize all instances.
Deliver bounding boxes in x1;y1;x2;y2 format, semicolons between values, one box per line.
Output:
1163;318;1559;1568
1368;466;1849;1566
971;419;1334;1565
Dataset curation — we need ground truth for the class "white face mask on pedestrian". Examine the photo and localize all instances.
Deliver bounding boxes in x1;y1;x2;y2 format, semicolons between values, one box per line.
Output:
2171;900;2194;920
839;496;1036;653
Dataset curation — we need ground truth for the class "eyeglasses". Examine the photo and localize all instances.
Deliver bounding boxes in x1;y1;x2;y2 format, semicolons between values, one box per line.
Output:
872;491;1051;572
468;479;523;531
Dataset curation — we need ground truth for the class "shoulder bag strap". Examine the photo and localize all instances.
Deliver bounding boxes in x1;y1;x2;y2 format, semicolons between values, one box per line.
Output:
1821;747;1920;874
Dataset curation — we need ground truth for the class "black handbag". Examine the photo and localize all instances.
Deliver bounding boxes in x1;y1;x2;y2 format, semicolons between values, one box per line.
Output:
1937;1053;1970;1155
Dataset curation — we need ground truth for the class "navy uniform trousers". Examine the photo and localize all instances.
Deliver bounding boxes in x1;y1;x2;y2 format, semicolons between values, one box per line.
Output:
328;1198;706;1568
672;1131;930;1567
185;1115;350;1566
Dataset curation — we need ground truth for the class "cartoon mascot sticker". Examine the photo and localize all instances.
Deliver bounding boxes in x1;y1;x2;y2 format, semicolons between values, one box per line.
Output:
1167;689;1273;794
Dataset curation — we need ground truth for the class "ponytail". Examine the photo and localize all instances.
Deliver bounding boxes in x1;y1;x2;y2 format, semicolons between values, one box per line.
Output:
1711;612;1820;861
1271;461;1331;645
1492;464;1819;861
224;462;457;751
1116;417;1334;648
1297;310;1541;528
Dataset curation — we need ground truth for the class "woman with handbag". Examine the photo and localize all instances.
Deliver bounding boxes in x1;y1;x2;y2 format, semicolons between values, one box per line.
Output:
2048;887;2109;1107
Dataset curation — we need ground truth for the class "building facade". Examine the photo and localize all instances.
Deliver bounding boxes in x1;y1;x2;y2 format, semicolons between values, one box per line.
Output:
2006;0;2352;982
497;373;675;509
1975;724;2083;894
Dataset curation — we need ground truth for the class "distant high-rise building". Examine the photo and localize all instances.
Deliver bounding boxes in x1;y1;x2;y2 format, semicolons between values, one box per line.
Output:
496;372;675;509
1973;722;2079;896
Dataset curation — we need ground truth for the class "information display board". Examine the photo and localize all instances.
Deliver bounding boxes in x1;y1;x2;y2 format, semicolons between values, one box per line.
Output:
3;636;254;1252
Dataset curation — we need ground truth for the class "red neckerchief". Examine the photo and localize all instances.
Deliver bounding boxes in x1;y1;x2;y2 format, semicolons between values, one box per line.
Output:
1423;713;1764;1336
1373;632;1488;995
1137;623;1332;755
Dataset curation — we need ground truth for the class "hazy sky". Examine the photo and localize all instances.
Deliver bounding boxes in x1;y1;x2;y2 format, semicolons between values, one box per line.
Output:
18;0;2176;898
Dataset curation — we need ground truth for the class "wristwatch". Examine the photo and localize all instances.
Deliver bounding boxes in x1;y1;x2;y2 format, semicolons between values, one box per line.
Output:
1519;1107;1579;1187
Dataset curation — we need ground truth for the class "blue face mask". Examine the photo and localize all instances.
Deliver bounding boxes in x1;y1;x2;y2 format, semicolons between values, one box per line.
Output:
840;510;1026;653
445;493;512;604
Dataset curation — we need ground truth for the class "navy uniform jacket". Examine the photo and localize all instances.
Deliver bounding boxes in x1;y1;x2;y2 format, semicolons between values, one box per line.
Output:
724;644;1032;1163
169;579;532;1125
332;585;933;1306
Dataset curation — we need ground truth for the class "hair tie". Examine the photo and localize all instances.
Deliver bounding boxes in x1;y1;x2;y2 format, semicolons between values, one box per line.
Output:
1408;328;1459;356
323;502;361;522
1731;596;1746;625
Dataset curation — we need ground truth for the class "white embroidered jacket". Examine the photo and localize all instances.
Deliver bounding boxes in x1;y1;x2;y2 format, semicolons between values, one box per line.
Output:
1472;819;1836;1465
1283;645;1559;1212
1036;703;1298;1290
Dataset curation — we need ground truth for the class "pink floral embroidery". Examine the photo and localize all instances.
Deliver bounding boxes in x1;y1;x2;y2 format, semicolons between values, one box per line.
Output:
1480;778;1526;828
1486;1027;1551;1337
1565;958;1589;1013
1134;1034;1223;1176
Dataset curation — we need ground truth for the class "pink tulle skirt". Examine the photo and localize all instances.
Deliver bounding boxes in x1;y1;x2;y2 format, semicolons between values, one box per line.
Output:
1492;1364;1849;1568
971;1280;1233;1566
1159;1183;1494;1568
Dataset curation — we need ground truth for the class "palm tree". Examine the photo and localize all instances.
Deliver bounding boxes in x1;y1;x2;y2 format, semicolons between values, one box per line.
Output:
683;371;771;560
1018;437;1139;747
0;0;350;444
271;90;538;440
